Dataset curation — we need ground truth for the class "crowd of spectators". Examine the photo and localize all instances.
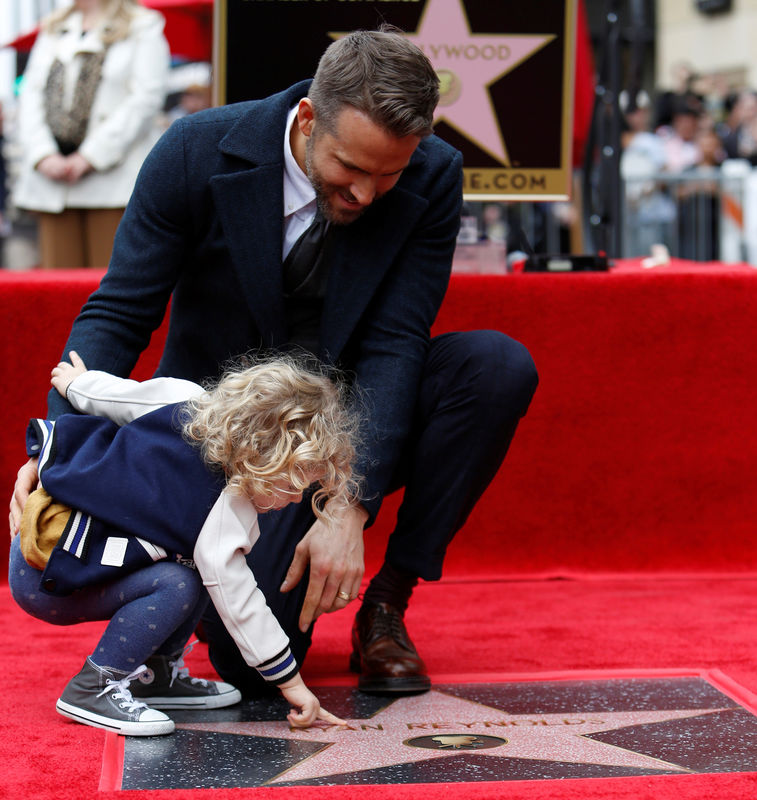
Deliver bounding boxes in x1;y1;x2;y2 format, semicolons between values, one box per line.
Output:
457;64;757;265
621;64;757;260
2;41;755;269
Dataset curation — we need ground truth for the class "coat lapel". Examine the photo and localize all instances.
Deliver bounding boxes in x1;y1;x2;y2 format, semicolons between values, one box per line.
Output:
208;82;310;348
210;166;287;347
321;184;428;361
57;13;106;61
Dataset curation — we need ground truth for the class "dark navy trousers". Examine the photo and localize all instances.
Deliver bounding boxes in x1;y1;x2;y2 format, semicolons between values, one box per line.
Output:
203;330;538;693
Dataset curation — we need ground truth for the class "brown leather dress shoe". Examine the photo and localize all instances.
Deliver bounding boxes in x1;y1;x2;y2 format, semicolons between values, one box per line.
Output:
350;602;431;694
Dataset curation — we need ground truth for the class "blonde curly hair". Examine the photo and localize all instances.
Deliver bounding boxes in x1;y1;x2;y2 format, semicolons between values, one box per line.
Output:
181;357;360;522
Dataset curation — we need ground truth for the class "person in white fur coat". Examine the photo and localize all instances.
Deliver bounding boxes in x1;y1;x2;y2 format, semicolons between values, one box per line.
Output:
13;0;169;268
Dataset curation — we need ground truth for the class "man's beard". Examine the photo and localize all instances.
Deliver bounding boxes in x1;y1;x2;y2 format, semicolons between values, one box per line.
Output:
305;137;368;226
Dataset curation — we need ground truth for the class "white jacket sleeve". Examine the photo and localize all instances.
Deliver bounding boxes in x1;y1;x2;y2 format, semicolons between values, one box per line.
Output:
66;370;204;425
193;492;297;684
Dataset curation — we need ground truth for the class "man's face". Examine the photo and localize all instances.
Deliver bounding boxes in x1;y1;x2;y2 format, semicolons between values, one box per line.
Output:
300;103;421;225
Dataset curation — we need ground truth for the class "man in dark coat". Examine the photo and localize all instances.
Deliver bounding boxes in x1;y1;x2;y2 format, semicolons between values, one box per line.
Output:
10;29;537;696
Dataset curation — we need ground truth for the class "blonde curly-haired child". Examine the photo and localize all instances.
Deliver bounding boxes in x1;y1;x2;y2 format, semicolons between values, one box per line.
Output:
10;351;359;736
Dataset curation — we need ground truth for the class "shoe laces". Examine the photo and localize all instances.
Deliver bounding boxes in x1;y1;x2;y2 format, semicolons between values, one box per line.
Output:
372;605;407;642
98;665;150;713
168;640;209;688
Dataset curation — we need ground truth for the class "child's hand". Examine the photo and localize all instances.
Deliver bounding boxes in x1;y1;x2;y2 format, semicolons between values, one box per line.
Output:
51;351;87;397
279;673;347;729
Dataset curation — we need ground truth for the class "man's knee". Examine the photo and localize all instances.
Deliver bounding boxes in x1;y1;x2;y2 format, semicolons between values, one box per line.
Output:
429;330;538;416
484;330;539;415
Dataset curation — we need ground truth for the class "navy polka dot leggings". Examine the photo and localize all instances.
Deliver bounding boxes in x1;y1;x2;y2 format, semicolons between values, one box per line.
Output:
9;536;207;672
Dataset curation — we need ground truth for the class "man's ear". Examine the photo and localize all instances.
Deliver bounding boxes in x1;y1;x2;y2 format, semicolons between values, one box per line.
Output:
297;98;316;138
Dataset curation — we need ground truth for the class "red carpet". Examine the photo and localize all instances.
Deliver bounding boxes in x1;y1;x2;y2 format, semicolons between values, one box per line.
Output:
5;266;757;578
3;264;757;796
3;575;757;798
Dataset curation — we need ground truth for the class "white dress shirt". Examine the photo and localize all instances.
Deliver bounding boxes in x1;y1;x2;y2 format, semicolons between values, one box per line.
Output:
282;104;318;259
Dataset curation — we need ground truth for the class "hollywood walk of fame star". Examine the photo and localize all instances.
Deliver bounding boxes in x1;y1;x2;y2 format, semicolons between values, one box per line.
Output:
403;0;555;165
328;0;554;167
177;689;730;785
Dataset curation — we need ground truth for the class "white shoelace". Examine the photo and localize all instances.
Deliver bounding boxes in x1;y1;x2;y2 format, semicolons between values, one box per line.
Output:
168;640;209;688
98;665;150;712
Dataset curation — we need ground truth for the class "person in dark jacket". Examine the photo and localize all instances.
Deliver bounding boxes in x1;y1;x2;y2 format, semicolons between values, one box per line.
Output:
10;28;538;696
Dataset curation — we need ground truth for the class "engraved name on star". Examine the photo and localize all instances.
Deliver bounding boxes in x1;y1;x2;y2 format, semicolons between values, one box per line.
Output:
178;690;728;784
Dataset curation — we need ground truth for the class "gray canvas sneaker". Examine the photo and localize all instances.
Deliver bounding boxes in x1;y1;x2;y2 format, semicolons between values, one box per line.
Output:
130;641;242;709
56;657;175;736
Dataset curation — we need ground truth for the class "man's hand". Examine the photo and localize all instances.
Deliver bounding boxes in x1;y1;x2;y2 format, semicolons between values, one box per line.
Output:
280;504;368;632
51;350;87;397
279;673;347;728
9;458;39;538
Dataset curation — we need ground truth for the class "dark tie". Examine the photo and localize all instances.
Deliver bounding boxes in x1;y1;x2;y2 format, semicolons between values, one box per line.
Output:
283;209;329;295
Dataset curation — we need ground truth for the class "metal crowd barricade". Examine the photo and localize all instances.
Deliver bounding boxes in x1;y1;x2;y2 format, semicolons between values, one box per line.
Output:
455;162;757;272
621;160;753;264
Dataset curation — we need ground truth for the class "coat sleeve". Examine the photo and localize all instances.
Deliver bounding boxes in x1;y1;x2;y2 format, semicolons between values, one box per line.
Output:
349;147;463;520
66;370;204;425
193;492;298;684
46;119;194;420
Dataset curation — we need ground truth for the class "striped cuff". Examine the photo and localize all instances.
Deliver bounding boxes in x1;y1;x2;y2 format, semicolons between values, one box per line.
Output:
59;508;92;561
27;418;56;470
256;647;298;685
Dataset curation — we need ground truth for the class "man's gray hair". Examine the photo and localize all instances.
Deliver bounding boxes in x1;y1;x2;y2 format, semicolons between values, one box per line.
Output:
308;27;439;139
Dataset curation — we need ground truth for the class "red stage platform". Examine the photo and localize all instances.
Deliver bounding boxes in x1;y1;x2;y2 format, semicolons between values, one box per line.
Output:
3;262;757;800
3;260;757;578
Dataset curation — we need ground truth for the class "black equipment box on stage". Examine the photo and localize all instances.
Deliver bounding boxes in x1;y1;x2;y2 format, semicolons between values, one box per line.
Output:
523;254;609;272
